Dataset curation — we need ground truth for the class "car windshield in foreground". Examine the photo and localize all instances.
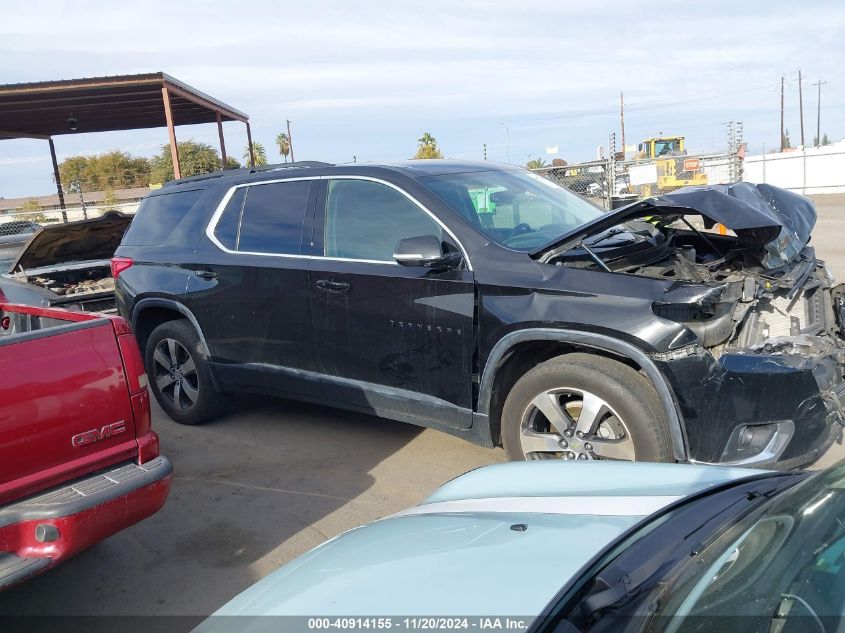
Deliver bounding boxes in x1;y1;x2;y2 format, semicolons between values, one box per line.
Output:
420;168;603;252
648;463;845;631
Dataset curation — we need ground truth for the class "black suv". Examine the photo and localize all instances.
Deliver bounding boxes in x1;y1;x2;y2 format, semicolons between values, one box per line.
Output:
114;160;845;467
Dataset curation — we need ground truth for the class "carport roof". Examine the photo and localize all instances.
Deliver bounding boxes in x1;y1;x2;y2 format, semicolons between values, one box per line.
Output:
0;72;249;138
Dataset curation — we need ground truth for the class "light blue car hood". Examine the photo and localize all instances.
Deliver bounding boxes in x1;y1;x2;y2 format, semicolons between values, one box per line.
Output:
197;462;762;629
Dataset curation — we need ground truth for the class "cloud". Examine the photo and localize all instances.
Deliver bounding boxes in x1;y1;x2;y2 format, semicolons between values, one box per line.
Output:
1;0;844;196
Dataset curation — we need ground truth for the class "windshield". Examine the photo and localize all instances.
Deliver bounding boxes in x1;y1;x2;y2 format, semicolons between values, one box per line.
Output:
653;464;845;632
654;139;679;155
420;169;603;252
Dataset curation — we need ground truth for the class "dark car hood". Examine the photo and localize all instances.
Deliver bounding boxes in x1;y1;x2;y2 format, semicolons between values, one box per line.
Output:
533;183;816;269
9;212;131;272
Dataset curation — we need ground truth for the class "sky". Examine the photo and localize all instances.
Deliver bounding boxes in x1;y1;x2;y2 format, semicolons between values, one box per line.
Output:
2;0;844;198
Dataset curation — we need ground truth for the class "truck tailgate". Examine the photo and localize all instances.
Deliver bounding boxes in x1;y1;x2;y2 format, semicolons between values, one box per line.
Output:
0;305;138;504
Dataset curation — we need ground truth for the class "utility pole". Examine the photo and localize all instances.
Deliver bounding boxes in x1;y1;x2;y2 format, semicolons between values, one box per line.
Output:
812;80;827;146
780;76;785;151
798;69;805;148
619;92;626;160
504;125;511;163
286;120;295;162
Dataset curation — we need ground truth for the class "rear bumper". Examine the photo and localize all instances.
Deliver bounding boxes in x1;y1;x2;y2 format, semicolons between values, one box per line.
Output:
0;455;172;589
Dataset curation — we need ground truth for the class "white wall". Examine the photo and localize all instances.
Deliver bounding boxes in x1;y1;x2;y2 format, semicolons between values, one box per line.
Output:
744;140;845;194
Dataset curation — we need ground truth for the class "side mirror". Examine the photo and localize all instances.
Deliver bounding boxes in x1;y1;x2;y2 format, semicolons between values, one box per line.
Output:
393;235;459;268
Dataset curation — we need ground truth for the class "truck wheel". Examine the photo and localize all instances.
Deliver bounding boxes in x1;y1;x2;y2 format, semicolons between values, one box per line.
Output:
501;353;673;463
145;319;223;425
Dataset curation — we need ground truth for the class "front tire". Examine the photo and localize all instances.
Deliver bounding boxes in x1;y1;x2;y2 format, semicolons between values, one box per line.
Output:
501;353;672;463
145;319;224;425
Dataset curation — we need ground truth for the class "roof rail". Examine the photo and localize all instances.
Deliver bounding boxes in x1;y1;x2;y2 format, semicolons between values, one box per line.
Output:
250;161;333;173
163;161;335;187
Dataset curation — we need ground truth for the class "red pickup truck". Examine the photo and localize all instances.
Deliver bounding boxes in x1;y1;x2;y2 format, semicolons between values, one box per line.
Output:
0;303;171;589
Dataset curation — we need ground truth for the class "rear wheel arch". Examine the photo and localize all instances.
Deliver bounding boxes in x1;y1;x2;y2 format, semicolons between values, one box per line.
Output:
132;299;210;359
478;329;687;461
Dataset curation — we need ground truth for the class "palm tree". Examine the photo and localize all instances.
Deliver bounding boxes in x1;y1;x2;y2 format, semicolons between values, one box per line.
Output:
413;132;443;159
275;132;291;163
418;132;437;149
243;142;268;167
525;157;548;170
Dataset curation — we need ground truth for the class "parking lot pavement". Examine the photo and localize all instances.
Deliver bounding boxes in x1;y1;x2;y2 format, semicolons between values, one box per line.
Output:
0;396;505;615
803;194;845;469
2;194;843;616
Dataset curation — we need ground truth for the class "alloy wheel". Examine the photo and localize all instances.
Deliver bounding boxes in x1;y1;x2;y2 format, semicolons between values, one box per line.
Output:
519;387;635;460
152;338;199;410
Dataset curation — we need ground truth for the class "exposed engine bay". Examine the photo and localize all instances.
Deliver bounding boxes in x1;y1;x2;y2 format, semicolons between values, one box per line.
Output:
0;213;130;314
538;182;845;433
11;262;116;312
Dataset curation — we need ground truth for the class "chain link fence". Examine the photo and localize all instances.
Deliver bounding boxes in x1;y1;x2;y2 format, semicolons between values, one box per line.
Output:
0;201;140;269
534;149;742;210
533;125;745;209
0;201;140;236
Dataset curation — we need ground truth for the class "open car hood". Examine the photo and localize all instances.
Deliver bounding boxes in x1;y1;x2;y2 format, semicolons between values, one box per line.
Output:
9;212;131;272
533;182;816;269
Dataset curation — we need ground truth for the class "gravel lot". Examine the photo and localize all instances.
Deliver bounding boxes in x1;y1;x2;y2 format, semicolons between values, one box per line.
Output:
2;194;844;616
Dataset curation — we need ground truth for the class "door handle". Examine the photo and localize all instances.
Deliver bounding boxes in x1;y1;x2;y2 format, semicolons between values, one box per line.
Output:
315;279;350;292
193;270;218;280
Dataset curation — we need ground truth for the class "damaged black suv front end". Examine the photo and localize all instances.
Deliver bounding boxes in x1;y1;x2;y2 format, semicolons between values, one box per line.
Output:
536;183;845;468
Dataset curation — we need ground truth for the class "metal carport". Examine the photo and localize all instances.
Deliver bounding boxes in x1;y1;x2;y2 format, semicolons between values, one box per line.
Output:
0;72;252;213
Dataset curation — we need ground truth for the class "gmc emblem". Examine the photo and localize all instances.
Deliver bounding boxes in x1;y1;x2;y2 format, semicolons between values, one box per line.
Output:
71;421;127;447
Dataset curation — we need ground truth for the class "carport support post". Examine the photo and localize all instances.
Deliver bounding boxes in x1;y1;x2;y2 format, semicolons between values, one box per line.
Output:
216;113;228;170
246;122;255;168
47;137;67;223
162;87;181;180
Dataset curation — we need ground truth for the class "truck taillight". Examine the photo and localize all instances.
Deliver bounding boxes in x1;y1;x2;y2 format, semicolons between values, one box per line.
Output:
110;256;134;279
118;334;148;396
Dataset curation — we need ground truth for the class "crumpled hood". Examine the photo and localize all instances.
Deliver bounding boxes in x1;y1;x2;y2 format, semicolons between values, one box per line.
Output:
534;182;816;269
197;462;761;629
9;212;131;272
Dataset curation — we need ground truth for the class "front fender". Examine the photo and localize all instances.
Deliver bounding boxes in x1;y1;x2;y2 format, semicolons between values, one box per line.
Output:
477;328;689;461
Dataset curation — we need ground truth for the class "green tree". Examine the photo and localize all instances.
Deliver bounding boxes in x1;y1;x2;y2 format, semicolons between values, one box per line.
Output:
243;142;268;167
19;198;47;223
823;133;831;146
413;132;443;159
59;150;150;193
525;157;547;170
226;156;242;169
102;186;120;211
783;129;792;149
149;141;223;184
275;132;291;163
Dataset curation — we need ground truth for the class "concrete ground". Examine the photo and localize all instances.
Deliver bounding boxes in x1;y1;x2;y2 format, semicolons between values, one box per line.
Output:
1;194;844;615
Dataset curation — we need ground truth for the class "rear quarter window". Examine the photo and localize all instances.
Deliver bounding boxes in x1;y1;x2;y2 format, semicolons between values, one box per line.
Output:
122;189;203;246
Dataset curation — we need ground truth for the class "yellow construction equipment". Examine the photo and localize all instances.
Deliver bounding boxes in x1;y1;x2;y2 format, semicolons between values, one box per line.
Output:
633;136;708;196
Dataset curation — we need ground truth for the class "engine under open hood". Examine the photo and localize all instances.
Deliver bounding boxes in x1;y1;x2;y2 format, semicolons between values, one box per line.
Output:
533;183;816;269
9;212;131;273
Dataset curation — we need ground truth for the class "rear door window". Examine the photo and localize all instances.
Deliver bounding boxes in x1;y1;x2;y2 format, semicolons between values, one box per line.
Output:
218;180;312;255
122;189;203;245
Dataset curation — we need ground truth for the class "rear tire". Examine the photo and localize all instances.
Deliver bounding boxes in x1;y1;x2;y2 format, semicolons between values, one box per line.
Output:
501;353;672;463
145;319;224;425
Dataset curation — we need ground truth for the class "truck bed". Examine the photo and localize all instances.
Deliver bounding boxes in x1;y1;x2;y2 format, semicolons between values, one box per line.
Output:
0;303;170;588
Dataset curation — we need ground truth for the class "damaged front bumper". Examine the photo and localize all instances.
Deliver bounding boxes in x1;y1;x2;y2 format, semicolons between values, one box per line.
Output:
654;342;845;468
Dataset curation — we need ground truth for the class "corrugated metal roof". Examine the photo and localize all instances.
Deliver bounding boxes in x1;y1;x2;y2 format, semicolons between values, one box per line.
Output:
0;72;248;138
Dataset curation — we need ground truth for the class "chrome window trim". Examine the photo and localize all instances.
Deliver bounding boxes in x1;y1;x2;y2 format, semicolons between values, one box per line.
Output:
204;175;473;270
